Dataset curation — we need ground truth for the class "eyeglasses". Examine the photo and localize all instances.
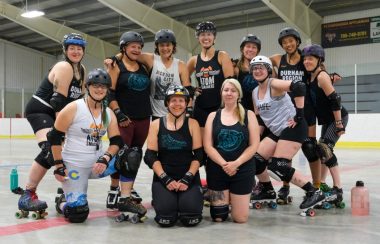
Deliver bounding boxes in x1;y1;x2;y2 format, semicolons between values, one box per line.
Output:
91;84;108;89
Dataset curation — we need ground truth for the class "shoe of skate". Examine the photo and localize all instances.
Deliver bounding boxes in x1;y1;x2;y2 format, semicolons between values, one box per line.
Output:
117;197;147;217
299;190;325;210
131;189;142;203
276;185;293;204
250;187;277;209
106;187;120;210
251;182;263;196
18;189;48;211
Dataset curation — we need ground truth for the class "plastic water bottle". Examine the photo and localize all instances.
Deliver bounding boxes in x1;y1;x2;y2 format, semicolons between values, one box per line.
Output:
10;167;19;191
351;180;369;216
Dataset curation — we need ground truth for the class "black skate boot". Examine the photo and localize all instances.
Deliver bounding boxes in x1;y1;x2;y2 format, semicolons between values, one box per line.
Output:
106;186;120;210
276;185;293;205
251;182;263;196
250;187;277;209
131;189;142;204
16;189;48;219
116;197;147;223
299;189;325;216
55;188;66;215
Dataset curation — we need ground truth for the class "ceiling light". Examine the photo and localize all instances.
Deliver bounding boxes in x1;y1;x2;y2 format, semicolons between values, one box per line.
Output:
21;0;45;18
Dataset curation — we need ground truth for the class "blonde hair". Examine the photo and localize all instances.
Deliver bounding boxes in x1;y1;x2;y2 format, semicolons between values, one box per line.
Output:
220;78;246;125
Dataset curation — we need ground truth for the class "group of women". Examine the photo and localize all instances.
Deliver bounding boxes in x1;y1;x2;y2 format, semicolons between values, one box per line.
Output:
18;20;347;226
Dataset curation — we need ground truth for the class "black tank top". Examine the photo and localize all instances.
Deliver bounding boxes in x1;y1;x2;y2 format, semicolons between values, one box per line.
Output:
155;117;196;181
34;64;84;106
209;109;253;172
309;71;348;125
195;50;225;108
237;69;257;111
116;60;152;119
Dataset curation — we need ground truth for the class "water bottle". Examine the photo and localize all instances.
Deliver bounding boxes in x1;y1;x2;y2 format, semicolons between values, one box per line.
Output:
351;180;369;216
10;167;19;191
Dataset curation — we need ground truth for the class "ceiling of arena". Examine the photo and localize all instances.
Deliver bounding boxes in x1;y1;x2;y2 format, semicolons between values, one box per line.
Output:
0;0;379;56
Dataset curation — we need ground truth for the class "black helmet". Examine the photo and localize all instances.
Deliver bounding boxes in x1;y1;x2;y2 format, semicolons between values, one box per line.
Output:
302;44;325;62
164;85;190;107
195;21;217;38
119;31;144;51
86;68;111;88
278;27;301;46
62;33;87;51
240;34;261;51
155;29;176;45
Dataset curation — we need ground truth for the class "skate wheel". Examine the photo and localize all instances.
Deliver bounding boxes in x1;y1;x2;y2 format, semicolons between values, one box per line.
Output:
254;202;262;209
269;201;277;209
31;212;40;220
276;198;286;205
337;202;345;209
203;200;210;207
307;209;316;217
130;215;140;224
322;202;331;209
287;196;293;203
115;213;128;223
15;210;28;219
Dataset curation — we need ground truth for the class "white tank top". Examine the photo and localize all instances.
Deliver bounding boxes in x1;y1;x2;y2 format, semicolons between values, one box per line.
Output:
62;99;112;168
150;54;181;117
252;79;296;136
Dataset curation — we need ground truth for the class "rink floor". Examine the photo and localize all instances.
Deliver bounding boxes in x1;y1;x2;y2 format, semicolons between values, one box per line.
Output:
0;139;379;244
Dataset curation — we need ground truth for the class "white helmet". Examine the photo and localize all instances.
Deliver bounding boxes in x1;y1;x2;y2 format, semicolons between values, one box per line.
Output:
250;55;273;74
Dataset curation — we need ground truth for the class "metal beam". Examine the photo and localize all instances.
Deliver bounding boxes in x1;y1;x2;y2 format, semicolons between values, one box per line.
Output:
0;2;118;59
262;0;322;44
98;0;199;54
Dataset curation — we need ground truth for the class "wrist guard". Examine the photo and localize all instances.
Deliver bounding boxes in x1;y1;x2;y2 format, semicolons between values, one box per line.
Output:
179;172;194;186
159;172;174;186
97;155;109;167
294;108;304;123
186;107;194;118
114;108;129;123
54;165;66;177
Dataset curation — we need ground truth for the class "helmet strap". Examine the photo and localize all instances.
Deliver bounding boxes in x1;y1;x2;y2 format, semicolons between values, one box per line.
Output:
168;108;185;130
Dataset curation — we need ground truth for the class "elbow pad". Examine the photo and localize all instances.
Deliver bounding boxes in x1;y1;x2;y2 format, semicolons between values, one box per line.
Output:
192;147;204;166
327;91;341;111
50;92;69;112
47;127;65;146
290;81;306;97
144;149;159;169
108;89;116;102
109;135;124;148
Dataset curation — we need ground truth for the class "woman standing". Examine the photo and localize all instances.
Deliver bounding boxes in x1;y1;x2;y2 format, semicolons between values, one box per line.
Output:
204;79;260;223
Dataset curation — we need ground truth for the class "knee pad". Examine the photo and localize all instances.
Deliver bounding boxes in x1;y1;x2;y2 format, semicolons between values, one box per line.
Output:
324;154;338;168
154;214;177;227
316;138;334;163
115;145;142;178
64;203;89;223
302;138;319;162
210;205;229;222
267;157;295;183
179;214;202;227
254;153;268;175
35;141;54;169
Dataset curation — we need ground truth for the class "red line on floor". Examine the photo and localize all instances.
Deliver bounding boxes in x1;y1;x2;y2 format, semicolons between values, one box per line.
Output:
0;202;152;236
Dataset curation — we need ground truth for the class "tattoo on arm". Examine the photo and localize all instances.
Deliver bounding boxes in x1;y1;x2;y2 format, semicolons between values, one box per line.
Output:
53;80;59;92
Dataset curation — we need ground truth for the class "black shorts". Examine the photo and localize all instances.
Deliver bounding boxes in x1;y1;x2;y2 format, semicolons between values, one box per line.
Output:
304;99;316;126
25;97;55;133
206;159;255;195
193;104;219;127
267;119;308;143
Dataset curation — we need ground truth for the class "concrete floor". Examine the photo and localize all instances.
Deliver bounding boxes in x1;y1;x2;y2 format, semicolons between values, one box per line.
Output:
0;139;379;243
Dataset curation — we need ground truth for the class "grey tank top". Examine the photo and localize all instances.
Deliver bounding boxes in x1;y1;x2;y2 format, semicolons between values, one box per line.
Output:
252;79;296;136
150;54;181;117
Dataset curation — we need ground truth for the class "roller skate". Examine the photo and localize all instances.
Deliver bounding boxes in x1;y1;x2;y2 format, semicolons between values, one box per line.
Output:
116;197;147;224
276;185;293;205
106;186;120;210
320;186;345;209
16;189;48;220
55;188;66;214
250;187;277;209
299;189;325;217
131;189;142;204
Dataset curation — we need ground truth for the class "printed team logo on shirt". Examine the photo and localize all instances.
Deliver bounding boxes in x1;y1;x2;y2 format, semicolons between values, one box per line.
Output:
279;70;304;83
81;123;107;147
216;129;244;152
195;66;220;89
127;73;150;91
153;76;171;100
258;103;271;111
68;170;80;180
161;134;187;150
